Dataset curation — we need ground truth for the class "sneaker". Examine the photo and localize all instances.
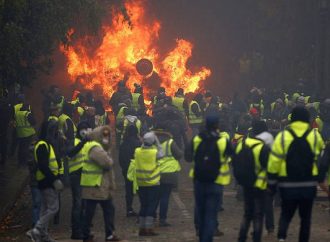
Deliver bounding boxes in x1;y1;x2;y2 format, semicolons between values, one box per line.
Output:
159;221;171;227
278;239;285;242
41;233;57;242
26;228;41;242
214;229;224;237
105;234;121;241
71;233;84;240
126;210;137;217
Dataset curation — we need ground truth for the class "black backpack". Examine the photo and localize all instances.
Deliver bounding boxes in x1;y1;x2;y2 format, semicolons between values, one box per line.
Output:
194;137;221;183
285;128;314;182
233;139;261;187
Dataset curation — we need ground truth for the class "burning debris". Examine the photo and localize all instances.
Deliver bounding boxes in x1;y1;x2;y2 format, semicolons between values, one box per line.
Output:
60;0;211;99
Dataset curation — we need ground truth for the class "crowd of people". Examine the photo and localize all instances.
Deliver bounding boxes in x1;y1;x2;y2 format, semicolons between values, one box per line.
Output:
0;79;329;242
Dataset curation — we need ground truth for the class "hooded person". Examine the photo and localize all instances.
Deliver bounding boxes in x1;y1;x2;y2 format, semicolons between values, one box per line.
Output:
26;120;64;242
119;125;142;217
268;106;324;242
80;125;120;242
185;114;233;241
133;131;164;236
120;108;142;143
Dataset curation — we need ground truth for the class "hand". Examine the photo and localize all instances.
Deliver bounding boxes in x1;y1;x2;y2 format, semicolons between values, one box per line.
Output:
53;179;64;192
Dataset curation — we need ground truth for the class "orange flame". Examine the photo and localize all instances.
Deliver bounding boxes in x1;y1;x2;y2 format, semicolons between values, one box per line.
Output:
60;0;211;99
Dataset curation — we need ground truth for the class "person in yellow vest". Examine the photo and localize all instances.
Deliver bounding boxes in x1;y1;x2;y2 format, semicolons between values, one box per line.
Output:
80;125;120;242
132;83;145;115
154;128;183;227
15;99;36;166
119;125;142;217
185;114;233;241
172;88;188;118
58;102;77;142
26;120;64;242
233;120;271;242
94;100;109;128
120;109;142;144
66;121;92;240
115;102;129;146
267;107;324;242
189;94;204;136
133;132;164;236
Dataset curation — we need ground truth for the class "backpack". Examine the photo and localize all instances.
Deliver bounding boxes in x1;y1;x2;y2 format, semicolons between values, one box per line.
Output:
194;137;221;183
232;139;261;187
285;128;314;182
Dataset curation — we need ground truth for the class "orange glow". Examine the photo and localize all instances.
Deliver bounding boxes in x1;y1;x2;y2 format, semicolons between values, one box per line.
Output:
60;0;211;99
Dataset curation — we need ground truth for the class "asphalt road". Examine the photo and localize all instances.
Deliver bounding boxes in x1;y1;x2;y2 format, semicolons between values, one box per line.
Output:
0;158;329;242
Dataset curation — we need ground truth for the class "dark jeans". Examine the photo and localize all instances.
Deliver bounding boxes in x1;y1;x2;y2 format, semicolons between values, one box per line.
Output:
82;199;115;239
31;186;41;227
70;171;83;235
238;187;265;242
218;185;224;210
122;169;134;212
17;136;33;166
278;198;314;242
157;183;173;221
264;191;275;232
138;186;160;217
194;180;221;242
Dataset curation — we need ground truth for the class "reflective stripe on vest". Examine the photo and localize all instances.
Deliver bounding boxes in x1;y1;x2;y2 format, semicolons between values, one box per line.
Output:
268;122;323;186
15;110;36;138
189;101;202;124
80;141;104;187
34;141;58;181
235;138;267;190
135;147;160;186
189;135;231;185
68;138;86;174
159;139;181;173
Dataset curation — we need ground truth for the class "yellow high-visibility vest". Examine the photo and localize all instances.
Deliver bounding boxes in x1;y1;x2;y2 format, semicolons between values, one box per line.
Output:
15;110;36;138
189;135;231;185
159;139;181;173
189;101;203;125
34;140;58;181
235;138;267;190
268;121;324;188
68;138;86;174
80;141;104;187
58;113;77;137
132;93;141;111
134;147;160;187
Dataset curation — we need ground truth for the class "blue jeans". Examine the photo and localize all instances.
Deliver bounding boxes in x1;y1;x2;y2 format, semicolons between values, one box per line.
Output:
194;181;221;242
31;186;41;227
157;183;173;221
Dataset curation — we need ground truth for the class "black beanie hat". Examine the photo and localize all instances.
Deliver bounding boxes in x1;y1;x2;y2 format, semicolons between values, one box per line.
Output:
291;106;310;123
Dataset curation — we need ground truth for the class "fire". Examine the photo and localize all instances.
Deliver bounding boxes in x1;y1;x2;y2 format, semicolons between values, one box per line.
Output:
60;0;211;99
